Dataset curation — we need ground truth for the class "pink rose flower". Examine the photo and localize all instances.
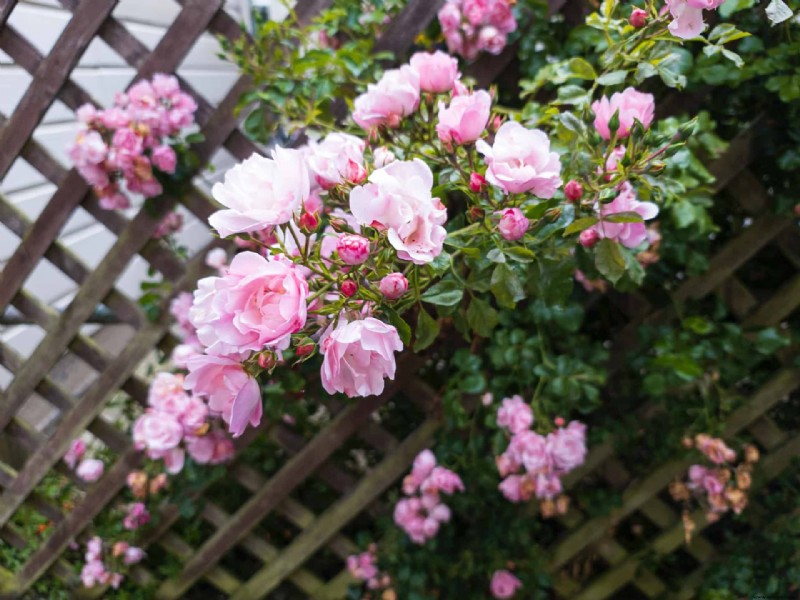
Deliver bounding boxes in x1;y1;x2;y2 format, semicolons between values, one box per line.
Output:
495;453;520;477
76;458;104;482
185;435;215;464
438;2;462;31
421;466;465;495
64;439;86;469
205;247;228;270
180;396;209;434
151;145;177;174
379;273;408;300
350;159;447;265
320;318;403;398
533;471;563;499
437;89;492;145
409;50;460;93
162;447;185;474
132;410;183;454
81;559;106;588
589;183;659;249
507;431;549;473
148;372;187;408
490;570;523;599
123;502;150;530
209;148;310;237
546;420;587;473
336;234;370;265
184;354;262;437
353;65;420;130
373;146;396;168
499;474;524;502
497;208;529;241
478;25;507;54
69;130;108;165
190;252;308;355
347;551;379;581
591;87;655;140
477;121;562;196
124;547;145;565
496;395;533;434
307;133;366;189
666;0;705;39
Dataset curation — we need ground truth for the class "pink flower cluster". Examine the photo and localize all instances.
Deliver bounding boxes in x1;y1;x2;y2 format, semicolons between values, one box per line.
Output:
122;502;151;531
63;439;105;483
438;0;517;60
495;397;587;515
346;545;390;590
69;74;197;210
666;0;726;39
490;569;523;599
80;538;121;589
394;449;464;544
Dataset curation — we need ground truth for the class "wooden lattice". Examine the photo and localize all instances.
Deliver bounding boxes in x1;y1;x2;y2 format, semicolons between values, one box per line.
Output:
0;1;798;599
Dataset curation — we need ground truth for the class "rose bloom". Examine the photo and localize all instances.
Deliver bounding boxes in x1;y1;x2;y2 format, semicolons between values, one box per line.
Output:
350;159;447;265
184;354;262;437
320;318;403;398
336;234;370;265
546;420;587;473
589;183;659;249
409;50;460;93
490;570;523;599
76;458;104;482
353;65;420;130
379;273;408;300
436;89;492;145
132;410;183;454
190;251;308;355
507;430;550;473
497;208;529;241
496;395;533;434
307;132;366;189
666;0;706;39
209;148;310;237
591;87;655;140
64;438;86;469
477;121;562;197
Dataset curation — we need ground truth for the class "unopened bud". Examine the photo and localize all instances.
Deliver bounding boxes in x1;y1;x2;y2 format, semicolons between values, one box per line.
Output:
298;211;319;233
258;351;277;371
468;206;485;222
554;416;565;427
295;340;316;357
630;8;648;28
579;229;599;248
469;172;487;193
564;180;583;202
545;207;562;222
341;279;358;297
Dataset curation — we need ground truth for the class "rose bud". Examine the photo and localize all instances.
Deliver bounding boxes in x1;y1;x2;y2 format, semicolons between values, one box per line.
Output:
337;234;370;265
470;172;487;193
579;229;600;248
564;180;583;202
341;279;358;297
298;211;320;233
497;208;529;241
630;8;648;28
379;273;408;300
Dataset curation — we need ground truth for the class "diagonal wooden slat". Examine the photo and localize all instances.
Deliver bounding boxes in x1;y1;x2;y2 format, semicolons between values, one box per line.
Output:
0;0;18;28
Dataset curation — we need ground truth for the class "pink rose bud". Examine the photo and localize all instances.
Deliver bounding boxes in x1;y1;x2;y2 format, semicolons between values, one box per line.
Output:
470;172;487;193
337;234;370;265
497;208;530;241
579;229;599;248
630;8;648;27
296;341;316;357
257;351;277;371
341;279;358;297
379;273;408;300
554;416;566;427
564;180;583;202
298;211;320;232
76;459;105;482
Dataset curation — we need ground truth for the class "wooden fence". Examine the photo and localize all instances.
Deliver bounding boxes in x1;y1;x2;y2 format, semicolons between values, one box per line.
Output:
0;0;798;598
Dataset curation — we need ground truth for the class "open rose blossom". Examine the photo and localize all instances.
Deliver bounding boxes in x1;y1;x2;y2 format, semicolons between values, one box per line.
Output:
409;50;460;93
666;0;706;39
320;318;403;398
209;148;310;237
436;89;492;145
76;459;104;483
589;182;659;248
184;354;262;437
350;159;447;265
490;569;523;599
591;87;655;140
307;133;366;189
190;252;308;356
477;121;562;197
353;65;420;130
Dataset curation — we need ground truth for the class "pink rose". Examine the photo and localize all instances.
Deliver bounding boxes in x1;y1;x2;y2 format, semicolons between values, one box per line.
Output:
353;65;420;130
151;145;177;174
123;502;150;530
438;2;462;31
185;434;215;464
205;247;227;269
347;551;379;581
373;146;396;168
488;0;517;32
190;252;308;355
180;396;209;434
476;121;562;196
132;411;183;454
436;89;492;145
76;104;98;124
499;474;524;502
497;208;529;241
421;466;465;495
81;559;106;588
379;273;408;300
507;431;549;473
534;471;563;499
546;420;587;473
495;453;520;477
350;159;447;265
184;354;262;437
64;439;86;469
579;228;599;248
320;318;403;398
589;183;658;248
687;464;708;489
76;458;104;482
336;234;370;265
307;133;366;189
409;50;460;93
124;547;145;565
209;148;310;238
490;570;522;599
591;87;655;140
666;0;705;39
148;372;187;408
496;395;533;433
69;130;108;165
478;25;507;55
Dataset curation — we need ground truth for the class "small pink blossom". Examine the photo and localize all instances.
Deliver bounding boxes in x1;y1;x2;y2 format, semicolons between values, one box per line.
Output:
507;431;549;474
132;410;183;454
497;208;529;241
591;87;655;140
307;133;366;189
491;570;522;598
124;546;145;565
123;502;150;530
151;145;177;173
64;439;86;469
666;0;705;39
437;89;492;145
76;459;104;482
336;234;370;265
205;247;228;269
353;66;420;130
589;183;659;249
379;273;409;300
81;559;106;588
409;50;460;94
496;395;533;434
546;420;587;473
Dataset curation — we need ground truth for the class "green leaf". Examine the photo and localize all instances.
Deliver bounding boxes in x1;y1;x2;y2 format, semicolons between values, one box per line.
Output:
564;216;599;236
490;263;525;308
384;307;411;347
414;307;440;352
504;246;536;263
487;248;506;263
567;57;597;80
596;70;627;86
420;279;464;307
466;296;499;338
594;239;626;283
603;211;644;223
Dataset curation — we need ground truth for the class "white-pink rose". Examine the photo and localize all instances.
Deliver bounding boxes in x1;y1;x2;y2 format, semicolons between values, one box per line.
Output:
476;121;562;197
496;395;533;434
336;234;370;265
490;570;523;599
589;182;658;249
76;458;104;482
133;411;183;454
320;318;403;398
353;66;420;130
350;159;447;265
190;252;308;356
379;273;408;300
409;50;460;94
436;89;492;145
497;208;529;241
546;420;587;473
591;87;655;140
307;133;366;189
666;0;706;39
209;148;310;237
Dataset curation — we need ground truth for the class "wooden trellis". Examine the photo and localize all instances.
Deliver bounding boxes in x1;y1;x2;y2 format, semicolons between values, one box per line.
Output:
0;0;798;598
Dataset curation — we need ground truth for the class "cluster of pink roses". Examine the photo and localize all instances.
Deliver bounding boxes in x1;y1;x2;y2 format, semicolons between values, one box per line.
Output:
495;396;587;516
394;449;464;544
80;537;144;589
68;73;197;211
346;545;390;591
438;0;517;60
132;372;233;471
